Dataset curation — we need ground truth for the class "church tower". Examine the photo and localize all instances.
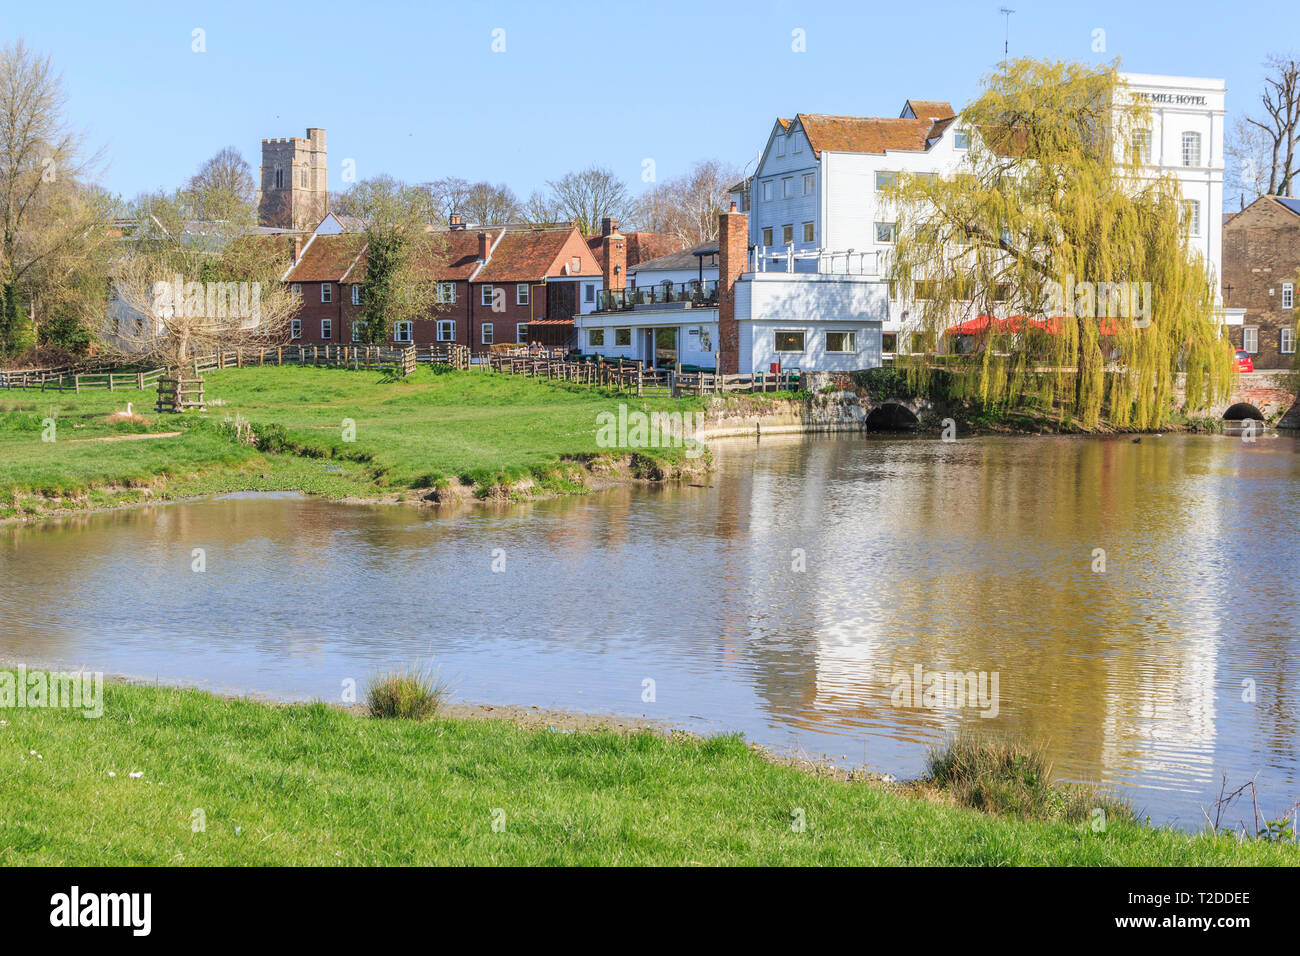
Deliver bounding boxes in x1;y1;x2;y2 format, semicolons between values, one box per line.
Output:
258;128;328;230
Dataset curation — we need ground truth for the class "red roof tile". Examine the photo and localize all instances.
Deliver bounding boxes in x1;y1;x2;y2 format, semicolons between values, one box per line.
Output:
797;113;945;157
284;234;367;283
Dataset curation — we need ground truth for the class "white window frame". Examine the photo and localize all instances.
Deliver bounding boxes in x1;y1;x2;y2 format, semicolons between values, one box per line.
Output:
516;323;528;343
436;281;457;304
774;329;806;353
782;224;794;245
436;319;455;342
762;180;774;202
1243;326;1259;354
802;221;815;243
320;283;332;303
290;319;302;340
516;283;529;306
1281;327;1296;354
588;328;605;347
954;129;971;150
481;323;494;345
1184;200;1201;238
1181;131;1202;167
782;177;793;199
290;283;302;295
614;328;632;347
825;330;856;353
481;284;494;307
1132;129;1151;163
320;318;332;340
1283;282;1294;310
875;171;897;191
351;285;362;306
394;321;413;344
351;321;366;343
584;284;595;303
762;227;774;246
802;172;814;196
875;221;898;244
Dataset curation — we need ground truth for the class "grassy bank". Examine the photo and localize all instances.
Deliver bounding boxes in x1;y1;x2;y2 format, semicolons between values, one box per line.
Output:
0;366;707;520
0;682;1293;866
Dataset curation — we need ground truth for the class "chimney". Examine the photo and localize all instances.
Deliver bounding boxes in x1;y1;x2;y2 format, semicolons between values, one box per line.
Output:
717;202;747;375
477;230;491;262
450;213;463;230
292;235;304;264
602;225;626;293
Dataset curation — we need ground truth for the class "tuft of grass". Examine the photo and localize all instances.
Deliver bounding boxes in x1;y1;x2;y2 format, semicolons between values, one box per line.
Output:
925;732;1133;825
365;666;447;720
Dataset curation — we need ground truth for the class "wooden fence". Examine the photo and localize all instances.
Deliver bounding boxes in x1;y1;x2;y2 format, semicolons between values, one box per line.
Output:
0;344;473;392
484;351;801;398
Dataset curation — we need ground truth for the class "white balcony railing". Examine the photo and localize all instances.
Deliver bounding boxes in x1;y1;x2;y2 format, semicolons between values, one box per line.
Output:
749;246;880;276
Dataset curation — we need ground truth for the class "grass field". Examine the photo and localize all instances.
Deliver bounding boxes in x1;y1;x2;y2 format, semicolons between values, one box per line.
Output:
0;366;706;519
0;682;1293;866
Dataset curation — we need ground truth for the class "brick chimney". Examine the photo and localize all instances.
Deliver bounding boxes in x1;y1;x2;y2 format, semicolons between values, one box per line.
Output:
717;202;747;375
292;235;304;264
601;217;618;237
477;230;491;262
602;224;626;293
450;213;463;230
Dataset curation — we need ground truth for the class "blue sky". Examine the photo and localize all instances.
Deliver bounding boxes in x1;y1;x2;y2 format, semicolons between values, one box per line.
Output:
3;0;1289;205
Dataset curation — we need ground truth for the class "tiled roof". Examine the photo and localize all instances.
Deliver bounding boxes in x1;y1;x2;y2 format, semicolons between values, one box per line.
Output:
477;228;581;282
424;228;503;281
797;113;943;157
588;231;688;269
629;242;718;274
284;234;367;283
1274;197;1300;218
903;100;956;120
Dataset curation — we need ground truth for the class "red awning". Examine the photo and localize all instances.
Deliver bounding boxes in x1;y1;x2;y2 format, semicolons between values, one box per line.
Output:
946;315;1128;336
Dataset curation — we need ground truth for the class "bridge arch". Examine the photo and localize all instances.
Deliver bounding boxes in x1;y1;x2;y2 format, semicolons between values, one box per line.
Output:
1223;402;1265;421
866;402;921;431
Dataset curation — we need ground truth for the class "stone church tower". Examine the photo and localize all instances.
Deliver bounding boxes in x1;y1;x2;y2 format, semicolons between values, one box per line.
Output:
258;128;328;230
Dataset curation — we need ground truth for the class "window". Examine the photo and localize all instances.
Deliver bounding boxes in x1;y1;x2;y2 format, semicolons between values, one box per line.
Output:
584;284;595;303
1282;328;1296;354
436;281;456;304
351;321;366;342
436;319;455;342
1283;282;1294;310
351;285;362;306
320;318;332;340
697;326;713;351
803;221;815;242
802;172;814;195
762;180;774;201
588;328;605;347
481;323;494;345
782;224;794;244
394;321;413;343
1243;326;1259;354
1132;129;1152;163
875;222;898;244
782;177;793;198
571;257;581;273
321;283;332;303
481;284;494;306
1181;132;1201;167
290;283;301;295
875;171;898;191
775;330;805;352
1184;200;1201;237
516;283;529;306
792;135;802;154
775;136;785;157
762;227;774;246
826;331;856;353
954;130;971;150
615;328;631;346
290;319;302;339
516;323;528;343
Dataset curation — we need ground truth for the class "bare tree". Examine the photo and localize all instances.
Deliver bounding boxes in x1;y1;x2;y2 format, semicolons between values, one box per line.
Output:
462;182;519;224
186;146;256;219
1226;117;1272;209
519;189;563;226
546;165;629;234
423;176;473;221
0;38;110;354
1243;54;1300;197
630;159;741;245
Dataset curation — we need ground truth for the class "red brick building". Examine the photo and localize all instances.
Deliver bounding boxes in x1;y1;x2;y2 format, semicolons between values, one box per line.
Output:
1223;196;1300;369
282;223;603;350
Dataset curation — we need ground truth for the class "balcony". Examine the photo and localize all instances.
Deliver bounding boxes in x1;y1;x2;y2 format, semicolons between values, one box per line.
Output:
750;247;881;276
597;280;719;313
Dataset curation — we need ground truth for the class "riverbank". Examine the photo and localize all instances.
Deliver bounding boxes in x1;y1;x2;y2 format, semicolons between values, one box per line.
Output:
0;366;709;523
0;680;1293;865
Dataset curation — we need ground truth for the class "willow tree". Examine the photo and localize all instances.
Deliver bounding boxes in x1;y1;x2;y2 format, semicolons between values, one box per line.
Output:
887;58;1234;430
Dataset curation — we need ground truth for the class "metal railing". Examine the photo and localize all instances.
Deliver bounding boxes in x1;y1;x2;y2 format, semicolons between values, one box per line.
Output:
597;280;719;312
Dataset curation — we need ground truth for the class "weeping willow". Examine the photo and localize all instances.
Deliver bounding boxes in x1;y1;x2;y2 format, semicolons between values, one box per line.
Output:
888;58;1234;430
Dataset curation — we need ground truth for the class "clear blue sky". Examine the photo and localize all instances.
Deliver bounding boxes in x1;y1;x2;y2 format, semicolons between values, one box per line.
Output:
4;0;1290;205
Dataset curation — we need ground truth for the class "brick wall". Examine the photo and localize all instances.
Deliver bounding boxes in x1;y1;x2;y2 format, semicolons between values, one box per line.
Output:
717;205;748;375
1223;198;1300;370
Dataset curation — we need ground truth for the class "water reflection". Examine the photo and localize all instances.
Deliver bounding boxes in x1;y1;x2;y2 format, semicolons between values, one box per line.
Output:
2;432;1298;826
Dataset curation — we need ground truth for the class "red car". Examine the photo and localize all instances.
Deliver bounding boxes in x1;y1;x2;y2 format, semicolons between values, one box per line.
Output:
1235;350;1255;373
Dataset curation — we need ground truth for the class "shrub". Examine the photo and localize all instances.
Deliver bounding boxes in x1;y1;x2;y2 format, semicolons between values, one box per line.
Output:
365;666;446;720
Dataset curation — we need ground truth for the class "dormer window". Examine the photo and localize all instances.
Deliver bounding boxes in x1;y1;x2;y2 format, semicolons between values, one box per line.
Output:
954;130;971;150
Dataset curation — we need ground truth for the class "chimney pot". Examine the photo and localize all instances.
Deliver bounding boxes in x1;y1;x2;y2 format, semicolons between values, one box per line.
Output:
450;213;463;230
601;217;618;236
477;231;491;261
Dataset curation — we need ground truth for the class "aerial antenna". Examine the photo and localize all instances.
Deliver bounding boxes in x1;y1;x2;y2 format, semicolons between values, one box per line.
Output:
1000;7;1015;60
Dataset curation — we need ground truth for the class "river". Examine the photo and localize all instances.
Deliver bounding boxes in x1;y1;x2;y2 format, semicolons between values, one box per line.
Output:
2;431;1298;827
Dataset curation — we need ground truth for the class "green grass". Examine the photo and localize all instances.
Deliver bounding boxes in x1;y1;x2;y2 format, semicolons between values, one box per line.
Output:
0;366;706;519
0;682;1295;866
